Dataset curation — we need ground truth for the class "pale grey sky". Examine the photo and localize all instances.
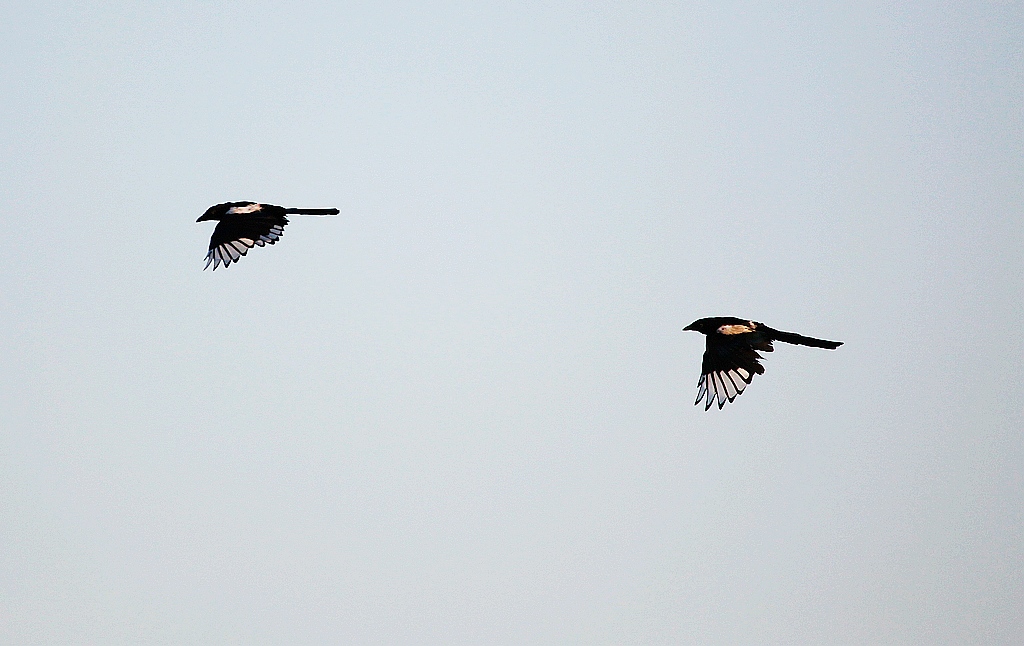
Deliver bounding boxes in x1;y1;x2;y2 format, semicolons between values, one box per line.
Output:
1;1;1021;643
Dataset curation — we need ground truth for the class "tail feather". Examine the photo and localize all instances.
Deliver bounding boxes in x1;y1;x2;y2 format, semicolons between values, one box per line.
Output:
283;208;340;216
769;328;843;349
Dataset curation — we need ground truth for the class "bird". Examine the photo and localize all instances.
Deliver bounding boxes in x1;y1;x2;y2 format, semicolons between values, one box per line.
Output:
196;201;340;270
683;317;843;410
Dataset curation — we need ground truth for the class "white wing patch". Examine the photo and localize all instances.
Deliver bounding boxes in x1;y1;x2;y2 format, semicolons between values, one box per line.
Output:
717;323;754;335
695;367;754;410
226;203;263;215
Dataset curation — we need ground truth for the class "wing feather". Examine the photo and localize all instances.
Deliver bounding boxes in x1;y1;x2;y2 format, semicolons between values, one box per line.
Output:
693;334;766;410
204;213;289;270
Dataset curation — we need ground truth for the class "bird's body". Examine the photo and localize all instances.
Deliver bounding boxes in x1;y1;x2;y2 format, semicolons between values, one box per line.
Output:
196;201;339;270
683;317;842;410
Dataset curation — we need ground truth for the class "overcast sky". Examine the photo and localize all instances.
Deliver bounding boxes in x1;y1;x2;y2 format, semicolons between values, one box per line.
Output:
1;1;1021;643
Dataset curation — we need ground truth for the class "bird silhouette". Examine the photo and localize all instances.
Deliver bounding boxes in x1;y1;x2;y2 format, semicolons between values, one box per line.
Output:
197;201;339;270
684;317;842;410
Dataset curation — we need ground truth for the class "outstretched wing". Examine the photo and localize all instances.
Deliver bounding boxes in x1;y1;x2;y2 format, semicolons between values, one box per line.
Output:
205;215;288;270
695;336;766;410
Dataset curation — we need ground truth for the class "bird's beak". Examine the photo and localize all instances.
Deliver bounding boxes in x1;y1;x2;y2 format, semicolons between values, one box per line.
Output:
196;215;208;222
683;323;695;331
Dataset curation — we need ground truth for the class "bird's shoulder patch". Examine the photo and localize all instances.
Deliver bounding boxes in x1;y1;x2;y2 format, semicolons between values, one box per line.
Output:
226;203;263;214
717;322;755;335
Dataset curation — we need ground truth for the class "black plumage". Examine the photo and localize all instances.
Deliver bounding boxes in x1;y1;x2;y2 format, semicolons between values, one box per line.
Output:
196;201;339;270
683;317;843;410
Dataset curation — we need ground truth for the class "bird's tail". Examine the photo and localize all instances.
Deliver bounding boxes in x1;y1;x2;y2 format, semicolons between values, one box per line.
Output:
769;328;843;349
283;208;340;216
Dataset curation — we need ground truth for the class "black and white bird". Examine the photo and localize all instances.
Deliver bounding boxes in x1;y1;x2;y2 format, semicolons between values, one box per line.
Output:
196;201;340;270
683;317;843;410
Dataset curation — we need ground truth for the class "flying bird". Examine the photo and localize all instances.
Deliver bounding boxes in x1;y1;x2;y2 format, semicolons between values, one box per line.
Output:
684;317;843;410
196;201;340;270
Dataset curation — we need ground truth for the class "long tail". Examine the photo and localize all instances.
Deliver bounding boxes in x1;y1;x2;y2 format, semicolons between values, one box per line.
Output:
768;328;843;349
283;208;340;216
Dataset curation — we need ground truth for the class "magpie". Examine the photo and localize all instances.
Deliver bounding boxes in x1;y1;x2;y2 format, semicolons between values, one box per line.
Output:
197;201;340;270
684;317;843;410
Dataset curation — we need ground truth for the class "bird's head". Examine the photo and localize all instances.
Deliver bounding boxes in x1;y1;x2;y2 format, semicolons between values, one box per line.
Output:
685;317;757;336
684;318;716;334
198;201;264;221
196;204;226;222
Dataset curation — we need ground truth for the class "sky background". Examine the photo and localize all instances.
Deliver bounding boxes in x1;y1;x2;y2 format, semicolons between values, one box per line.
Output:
1;1;1021;643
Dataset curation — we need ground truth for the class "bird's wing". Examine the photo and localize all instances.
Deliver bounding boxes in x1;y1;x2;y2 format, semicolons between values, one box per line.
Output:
695;337;766;410
205;215;288;270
